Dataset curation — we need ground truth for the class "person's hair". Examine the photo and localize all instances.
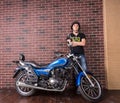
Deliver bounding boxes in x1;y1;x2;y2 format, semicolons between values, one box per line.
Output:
71;21;81;31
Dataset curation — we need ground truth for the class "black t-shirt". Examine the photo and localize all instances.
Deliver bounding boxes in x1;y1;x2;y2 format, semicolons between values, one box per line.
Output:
67;32;86;55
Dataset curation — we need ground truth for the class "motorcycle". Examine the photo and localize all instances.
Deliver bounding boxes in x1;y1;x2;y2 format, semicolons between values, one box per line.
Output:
13;44;102;102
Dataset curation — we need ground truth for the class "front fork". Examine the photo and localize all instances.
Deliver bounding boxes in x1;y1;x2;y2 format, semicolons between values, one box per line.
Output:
75;59;94;87
76;71;94;87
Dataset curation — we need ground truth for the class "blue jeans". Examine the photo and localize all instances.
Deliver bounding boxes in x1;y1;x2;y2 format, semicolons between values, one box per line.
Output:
78;55;87;71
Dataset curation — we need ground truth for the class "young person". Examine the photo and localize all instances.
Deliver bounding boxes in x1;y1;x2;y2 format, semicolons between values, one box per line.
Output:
66;21;87;71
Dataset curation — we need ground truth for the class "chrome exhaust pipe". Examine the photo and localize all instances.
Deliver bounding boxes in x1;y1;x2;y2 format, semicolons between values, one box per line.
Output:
16;81;67;92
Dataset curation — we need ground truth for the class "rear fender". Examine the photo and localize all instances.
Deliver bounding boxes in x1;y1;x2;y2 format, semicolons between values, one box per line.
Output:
13;67;25;78
76;71;93;86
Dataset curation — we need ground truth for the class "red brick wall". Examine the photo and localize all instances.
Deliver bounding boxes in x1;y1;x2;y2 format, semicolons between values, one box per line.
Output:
0;0;105;88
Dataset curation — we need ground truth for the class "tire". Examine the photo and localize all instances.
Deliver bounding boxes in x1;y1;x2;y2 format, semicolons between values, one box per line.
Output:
78;74;102;102
15;70;35;96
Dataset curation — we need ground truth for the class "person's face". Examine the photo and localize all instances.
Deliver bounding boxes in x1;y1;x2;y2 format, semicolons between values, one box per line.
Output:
72;24;79;33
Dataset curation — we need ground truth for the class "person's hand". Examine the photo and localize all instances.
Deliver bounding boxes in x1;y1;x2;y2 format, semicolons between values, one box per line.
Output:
67;39;71;43
67;39;72;46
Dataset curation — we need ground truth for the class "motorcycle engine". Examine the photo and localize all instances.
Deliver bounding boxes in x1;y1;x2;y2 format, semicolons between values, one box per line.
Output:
48;77;59;88
49;77;58;85
38;68;66;89
48;68;66;88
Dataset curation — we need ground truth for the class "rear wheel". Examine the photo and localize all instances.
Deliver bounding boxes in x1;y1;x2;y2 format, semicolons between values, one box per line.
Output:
15;70;35;96
78;74;102;102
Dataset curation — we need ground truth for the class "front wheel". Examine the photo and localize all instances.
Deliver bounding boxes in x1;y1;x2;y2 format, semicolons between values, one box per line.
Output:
15;70;35;96
78;74;102;102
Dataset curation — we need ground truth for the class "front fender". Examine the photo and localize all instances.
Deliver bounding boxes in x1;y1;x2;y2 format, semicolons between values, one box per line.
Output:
13;67;25;78
76;71;93;86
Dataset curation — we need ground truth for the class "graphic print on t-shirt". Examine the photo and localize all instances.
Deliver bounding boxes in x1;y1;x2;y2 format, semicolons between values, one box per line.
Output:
71;37;80;42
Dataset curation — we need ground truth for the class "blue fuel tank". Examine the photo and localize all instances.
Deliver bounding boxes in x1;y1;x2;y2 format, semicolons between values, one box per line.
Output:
33;58;68;76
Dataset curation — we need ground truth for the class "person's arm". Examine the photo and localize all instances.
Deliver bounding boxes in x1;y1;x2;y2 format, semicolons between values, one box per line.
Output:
71;38;86;47
66;34;72;45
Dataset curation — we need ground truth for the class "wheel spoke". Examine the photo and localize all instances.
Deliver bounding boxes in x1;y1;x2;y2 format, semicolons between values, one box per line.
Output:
83;86;90;91
87;88;92;96
92;89;98;97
